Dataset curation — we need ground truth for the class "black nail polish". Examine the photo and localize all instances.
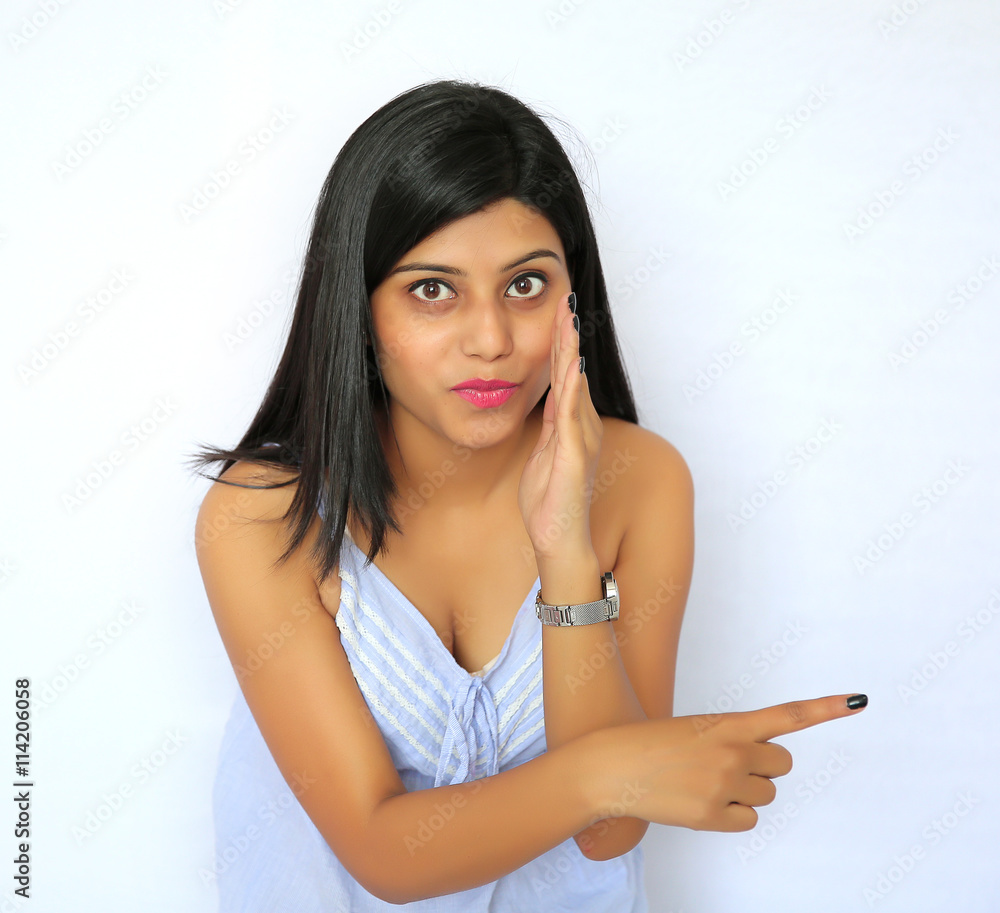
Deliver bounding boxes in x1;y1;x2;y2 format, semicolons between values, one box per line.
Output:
846;694;868;710
578;355;585;374
568;292;577;314
572;314;580;333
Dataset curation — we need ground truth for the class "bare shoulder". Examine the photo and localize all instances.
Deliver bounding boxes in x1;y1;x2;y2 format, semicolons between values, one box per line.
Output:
197;458;301;527
195;458;311;552
195;458;326;589
194;458;341;618
600;416;693;500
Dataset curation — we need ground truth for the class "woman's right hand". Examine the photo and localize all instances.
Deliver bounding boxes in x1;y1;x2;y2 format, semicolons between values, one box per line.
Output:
579;693;867;832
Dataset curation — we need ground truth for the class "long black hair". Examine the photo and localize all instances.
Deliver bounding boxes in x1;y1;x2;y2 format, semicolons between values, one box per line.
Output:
185;78;639;584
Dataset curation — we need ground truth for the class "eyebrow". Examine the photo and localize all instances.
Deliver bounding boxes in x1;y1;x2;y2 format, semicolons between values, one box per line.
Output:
386;248;563;278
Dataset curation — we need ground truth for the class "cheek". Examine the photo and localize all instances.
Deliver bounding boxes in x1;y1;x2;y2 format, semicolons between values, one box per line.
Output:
373;310;421;359
526;324;554;366
376;320;445;379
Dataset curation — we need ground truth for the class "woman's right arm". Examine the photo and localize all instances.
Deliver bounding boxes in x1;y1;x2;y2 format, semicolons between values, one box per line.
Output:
195;467;603;905
195;465;867;905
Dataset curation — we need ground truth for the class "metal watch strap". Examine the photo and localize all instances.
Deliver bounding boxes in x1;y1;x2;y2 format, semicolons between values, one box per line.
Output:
535;571;619;626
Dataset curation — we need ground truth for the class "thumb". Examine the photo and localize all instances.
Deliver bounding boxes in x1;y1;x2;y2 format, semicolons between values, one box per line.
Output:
741;693;868;742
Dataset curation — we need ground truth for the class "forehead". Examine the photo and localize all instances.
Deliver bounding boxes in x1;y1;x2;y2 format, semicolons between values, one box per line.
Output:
403;198;563;262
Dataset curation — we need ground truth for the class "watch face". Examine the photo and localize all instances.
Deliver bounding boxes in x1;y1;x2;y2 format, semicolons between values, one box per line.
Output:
603;572;619;606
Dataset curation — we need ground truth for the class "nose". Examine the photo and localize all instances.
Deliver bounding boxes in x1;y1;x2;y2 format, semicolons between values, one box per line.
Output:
459;292;514;360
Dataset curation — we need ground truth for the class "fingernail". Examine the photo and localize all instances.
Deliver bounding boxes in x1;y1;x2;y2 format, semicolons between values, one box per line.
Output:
572;314;580;333
578;355;585;374
568;292;577;314
846;694;868;710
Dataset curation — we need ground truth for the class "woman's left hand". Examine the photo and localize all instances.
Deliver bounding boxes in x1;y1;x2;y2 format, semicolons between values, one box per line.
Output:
517;291;604;562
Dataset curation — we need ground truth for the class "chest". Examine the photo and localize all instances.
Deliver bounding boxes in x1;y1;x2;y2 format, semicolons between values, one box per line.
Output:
346;459;627;676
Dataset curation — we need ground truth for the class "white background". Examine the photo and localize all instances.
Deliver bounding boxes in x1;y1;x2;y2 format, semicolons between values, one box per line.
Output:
3;0;998;910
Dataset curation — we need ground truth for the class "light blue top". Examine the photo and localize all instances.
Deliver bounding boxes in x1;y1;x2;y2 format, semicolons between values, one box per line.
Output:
211;487;647;911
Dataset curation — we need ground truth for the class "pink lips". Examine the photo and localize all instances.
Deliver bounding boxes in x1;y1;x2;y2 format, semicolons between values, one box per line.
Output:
454;387;517;408
451;379;518;409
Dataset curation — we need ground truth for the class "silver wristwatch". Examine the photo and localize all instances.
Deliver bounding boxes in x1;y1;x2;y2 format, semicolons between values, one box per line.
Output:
535;571;619;626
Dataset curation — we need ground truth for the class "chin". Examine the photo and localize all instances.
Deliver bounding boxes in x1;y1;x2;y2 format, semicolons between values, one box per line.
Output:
450;405;523;442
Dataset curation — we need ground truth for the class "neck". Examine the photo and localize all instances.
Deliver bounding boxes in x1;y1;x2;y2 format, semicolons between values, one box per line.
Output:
374;397;545;514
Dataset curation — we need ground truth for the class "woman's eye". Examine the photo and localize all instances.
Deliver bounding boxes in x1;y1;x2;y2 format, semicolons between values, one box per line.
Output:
410;279;457;303
506;272;547;299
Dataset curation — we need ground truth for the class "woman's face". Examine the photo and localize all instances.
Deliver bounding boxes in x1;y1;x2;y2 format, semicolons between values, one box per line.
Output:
368;196;571;449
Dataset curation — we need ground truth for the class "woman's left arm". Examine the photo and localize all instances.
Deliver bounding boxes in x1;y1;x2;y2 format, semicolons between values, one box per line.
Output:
536;430;694;860
519;295;695;860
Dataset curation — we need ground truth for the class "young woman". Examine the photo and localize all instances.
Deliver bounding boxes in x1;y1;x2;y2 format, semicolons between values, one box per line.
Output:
190;79;867;911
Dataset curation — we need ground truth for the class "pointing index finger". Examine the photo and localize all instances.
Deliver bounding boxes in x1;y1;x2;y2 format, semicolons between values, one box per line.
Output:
747;693;868;742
